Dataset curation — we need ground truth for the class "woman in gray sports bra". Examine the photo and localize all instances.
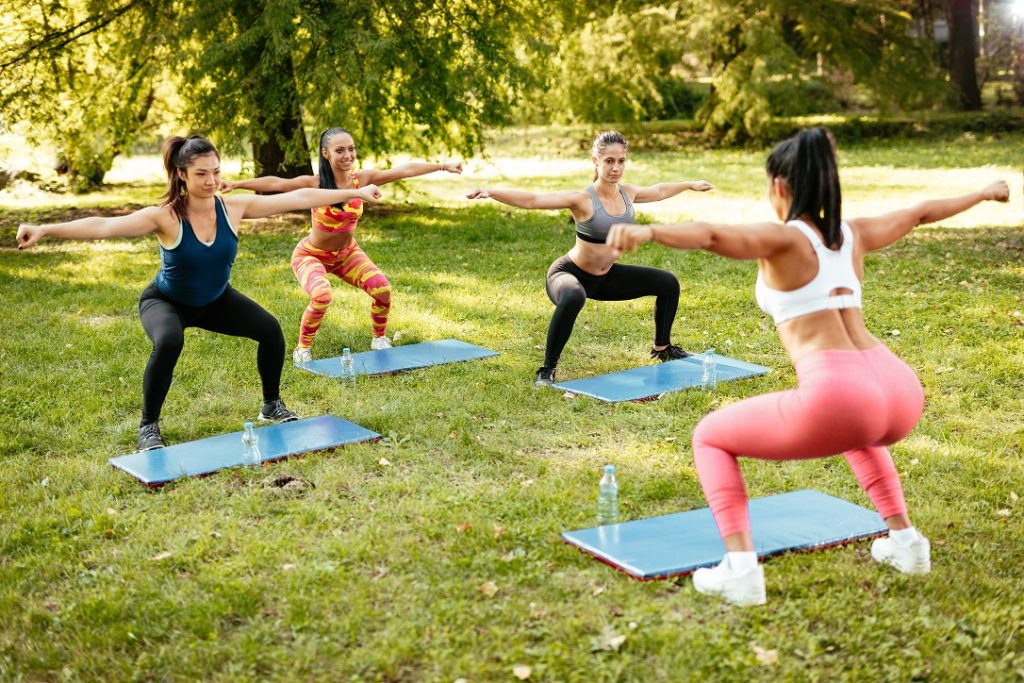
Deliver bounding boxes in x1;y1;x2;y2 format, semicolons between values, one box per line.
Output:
467;130;713;385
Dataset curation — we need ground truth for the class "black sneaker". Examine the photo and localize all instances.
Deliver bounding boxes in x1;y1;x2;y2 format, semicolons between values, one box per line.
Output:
651;344;692;362
258;398;299;423
534;366;556;387
137;421;165;451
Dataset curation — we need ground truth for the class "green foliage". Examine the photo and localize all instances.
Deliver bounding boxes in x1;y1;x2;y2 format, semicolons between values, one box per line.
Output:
0;0;171;190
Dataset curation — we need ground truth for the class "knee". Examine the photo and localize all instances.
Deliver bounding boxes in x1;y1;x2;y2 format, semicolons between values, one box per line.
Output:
556;288;586;312
370;281;392;306
660;271;680;296
309;283;332;310
152;330;184;358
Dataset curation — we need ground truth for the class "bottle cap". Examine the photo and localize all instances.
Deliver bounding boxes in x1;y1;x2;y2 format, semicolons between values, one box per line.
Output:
604;464;615;474
343;347;351;353
244;421;253;429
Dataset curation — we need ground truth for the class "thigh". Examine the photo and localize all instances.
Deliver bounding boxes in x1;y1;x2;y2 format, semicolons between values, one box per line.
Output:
196;286;281;339
332;245;382;287
591;263;677;301
139;288;188;342
545;268;587;306
292;251;332;295
694;384;865;462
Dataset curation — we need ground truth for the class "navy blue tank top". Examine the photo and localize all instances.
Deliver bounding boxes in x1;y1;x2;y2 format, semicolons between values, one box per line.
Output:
155;196;238;306
575;185;635;244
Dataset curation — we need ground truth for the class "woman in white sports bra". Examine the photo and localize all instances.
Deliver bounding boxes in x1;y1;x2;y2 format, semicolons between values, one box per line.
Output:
607;127;1009;606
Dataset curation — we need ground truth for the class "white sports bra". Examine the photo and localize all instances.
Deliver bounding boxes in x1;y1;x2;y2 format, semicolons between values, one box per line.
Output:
755;219;862;325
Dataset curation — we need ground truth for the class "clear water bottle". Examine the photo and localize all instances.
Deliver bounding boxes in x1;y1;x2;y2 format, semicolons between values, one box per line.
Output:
702;348;717;391
340;347;356;385
242;421;261;467
597;464;619;525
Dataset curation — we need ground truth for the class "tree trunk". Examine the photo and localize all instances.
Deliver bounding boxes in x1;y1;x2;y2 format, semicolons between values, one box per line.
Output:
945;0;982;110
251;50;312;180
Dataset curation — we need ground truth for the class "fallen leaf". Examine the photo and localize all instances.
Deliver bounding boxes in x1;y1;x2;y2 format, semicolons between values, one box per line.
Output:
282;563;297;571
752;644;778;666
106;507;117;515
373;565;389;579
562;391;576;399
513;665;531;680
996;509;1011;517
889;329;901;336
479;580;499;598
1010;492;1019;503
456;522;472;533
449;431;458;439
151;551;172;562
378;457;392;466
493;525;506;538
209;531;222;538
592;624;627;652
520;479;534;488
40;477;50;487
592;585;605;596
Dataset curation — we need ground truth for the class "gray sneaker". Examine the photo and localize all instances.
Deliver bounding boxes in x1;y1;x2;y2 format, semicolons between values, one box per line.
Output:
137;422;165;451
534;366;556;387
258;398;299;423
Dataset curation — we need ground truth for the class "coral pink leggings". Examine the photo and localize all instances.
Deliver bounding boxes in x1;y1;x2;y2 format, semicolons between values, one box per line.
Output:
692;344;924;537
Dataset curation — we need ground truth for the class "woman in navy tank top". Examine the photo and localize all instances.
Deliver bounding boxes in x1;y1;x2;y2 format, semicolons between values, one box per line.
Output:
16;135;382;451
467;131;713;386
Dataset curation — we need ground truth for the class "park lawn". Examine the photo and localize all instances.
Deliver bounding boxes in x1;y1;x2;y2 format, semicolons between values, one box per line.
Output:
0;136;1022;681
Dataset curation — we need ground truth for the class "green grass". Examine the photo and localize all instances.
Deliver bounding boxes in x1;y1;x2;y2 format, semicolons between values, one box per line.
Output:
0;138;1023;681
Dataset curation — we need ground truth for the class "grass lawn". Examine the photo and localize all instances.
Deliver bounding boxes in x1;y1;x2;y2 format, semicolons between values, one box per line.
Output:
0;132;1022;681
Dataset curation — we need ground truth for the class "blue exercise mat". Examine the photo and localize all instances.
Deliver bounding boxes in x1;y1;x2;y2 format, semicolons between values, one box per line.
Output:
551;352;769;402
297;339;498;377
562;489;887;580
109;415;380;486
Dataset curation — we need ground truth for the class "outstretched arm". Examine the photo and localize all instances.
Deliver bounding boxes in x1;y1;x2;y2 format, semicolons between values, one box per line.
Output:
606;220;791;260
220;175;317;193
227;185;383;220
851;180;1009;252
629;180;714;203
361;160;463;186
16;206;169;250
465;188;584;211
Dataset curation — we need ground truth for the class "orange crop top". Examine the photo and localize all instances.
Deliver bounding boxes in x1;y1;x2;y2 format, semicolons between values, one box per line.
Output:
311;176;364;234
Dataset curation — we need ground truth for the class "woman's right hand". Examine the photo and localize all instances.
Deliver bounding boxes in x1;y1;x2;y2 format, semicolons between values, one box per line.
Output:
359;184;383;202
465;189;490;199
220;180;240;193
15;224;43;250
983;180;1009;203
606;223;654;253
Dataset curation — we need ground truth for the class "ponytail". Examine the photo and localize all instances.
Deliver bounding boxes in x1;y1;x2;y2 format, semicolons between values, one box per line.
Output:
766;127;842;248
160;135;220;221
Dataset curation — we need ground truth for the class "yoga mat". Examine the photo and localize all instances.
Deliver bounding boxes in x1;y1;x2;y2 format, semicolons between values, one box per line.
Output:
297;339;498;377
551;352;769;402
110;415;379;486
562;489;887;580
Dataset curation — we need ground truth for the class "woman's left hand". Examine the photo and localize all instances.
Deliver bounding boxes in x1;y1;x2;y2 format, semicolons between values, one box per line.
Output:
690;180;714;192
606;223;654;252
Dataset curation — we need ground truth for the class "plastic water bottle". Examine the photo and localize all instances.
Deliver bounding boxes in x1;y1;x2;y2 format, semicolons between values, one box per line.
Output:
702;348;718;391
597;464;619;525
242;421;261;467
340;347;356;385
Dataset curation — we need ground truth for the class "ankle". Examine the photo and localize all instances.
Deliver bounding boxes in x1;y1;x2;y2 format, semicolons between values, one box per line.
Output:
726;551;758;572
890;526;922;546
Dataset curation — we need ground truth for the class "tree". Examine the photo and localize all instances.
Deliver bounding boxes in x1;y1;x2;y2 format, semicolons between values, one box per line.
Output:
0;0;171;191
945;0;982;109
681;0;946;143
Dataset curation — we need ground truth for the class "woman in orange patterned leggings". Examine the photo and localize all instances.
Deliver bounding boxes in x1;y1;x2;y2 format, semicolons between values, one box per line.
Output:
223;127;462;362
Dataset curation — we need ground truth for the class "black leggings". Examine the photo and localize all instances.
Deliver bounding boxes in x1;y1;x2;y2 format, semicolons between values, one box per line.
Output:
138;281;285;424
543;255;680;368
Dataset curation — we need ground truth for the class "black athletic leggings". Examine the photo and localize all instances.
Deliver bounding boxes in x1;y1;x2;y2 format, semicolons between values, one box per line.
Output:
543;255;680;368
138;281;285;424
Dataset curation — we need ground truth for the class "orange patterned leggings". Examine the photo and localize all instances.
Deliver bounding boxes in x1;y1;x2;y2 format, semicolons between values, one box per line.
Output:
291;237;391;349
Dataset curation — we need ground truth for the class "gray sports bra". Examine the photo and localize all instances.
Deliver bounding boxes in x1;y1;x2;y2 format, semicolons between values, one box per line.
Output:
575;185;635;244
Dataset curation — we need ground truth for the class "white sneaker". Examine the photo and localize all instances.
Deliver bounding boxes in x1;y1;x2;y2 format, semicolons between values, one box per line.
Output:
370;336;392;351
692;555;766;606
292;347;313;364
871;533;931;574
